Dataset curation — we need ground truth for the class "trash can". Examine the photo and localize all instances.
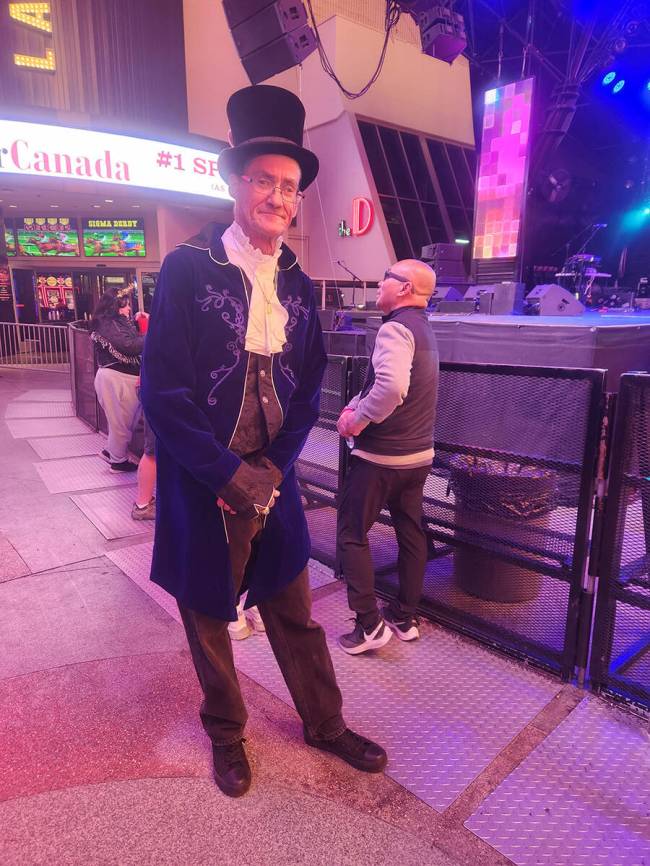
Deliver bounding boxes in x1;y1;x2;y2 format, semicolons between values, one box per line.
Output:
449;456;557;603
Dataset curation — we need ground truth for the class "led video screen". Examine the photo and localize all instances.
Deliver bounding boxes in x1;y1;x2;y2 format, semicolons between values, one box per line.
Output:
3;221;16;256
473;78;534;260
16;217;80;256
82;218;146;257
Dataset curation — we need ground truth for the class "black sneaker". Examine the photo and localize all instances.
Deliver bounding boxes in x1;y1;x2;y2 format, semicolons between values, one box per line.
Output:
110;459;137;473
382;606;419;641
338;619;392;655
99;449;111;463
304;726;387;773
212;739;251;797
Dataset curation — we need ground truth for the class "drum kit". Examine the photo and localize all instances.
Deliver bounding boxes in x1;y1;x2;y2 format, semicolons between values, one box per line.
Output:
555;253;612;305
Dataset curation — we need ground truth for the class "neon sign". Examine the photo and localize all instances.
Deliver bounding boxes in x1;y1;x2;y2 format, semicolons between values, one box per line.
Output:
352;197;373;236
9;3;56;71
0;118;232;201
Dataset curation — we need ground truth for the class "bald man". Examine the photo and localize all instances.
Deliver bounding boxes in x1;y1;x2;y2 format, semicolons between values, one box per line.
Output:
336;260;439;654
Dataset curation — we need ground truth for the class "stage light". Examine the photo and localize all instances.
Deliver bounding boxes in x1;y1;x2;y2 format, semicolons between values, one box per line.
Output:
644;207;650;216
455;238;470;244
646;80;650;91
602;71;616;86
613;79;626;93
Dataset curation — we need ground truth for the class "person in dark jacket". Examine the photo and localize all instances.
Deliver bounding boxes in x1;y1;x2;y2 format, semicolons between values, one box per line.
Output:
336;259;439;655
91;287;144;472
140;85;386;799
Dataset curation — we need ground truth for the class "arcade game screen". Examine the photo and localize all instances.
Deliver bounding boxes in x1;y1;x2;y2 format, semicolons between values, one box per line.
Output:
3;221;16;256
16;217;80;256
82;218;146;257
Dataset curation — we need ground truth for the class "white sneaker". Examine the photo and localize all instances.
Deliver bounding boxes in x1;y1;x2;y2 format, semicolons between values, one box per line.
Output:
245;605;265;634
228;606;251;641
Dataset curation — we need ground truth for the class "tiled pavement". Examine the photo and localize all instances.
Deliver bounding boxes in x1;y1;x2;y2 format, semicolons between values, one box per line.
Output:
1;368;648;866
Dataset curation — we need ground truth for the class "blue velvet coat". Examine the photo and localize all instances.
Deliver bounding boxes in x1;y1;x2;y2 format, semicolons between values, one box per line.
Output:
140;224;327;620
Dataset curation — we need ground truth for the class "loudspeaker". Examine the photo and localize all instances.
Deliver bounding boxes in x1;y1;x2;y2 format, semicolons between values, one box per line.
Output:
525;284;585;316
318;309;351;331
317;309;337;332
430;285;463;302
421;242;464;261
419;6;467;63
223;1;317;84
464;283;524;314
433;300;475;314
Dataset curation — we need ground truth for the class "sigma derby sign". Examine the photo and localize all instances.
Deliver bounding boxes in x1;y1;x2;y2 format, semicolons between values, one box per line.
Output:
0;118;233;202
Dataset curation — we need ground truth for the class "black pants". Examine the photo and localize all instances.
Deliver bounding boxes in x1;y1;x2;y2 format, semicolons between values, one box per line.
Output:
179;513;346;746
337;456;430;630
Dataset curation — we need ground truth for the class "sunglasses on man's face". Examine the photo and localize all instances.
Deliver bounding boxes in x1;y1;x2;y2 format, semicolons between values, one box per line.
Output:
383;270;410;284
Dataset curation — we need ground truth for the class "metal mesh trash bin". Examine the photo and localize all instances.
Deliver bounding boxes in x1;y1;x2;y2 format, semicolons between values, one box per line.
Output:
449;456;558;602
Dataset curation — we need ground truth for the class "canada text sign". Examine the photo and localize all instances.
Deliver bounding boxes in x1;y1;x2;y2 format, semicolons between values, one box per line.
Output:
0;119;232;201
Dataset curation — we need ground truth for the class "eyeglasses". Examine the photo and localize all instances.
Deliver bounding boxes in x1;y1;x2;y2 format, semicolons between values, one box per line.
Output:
383;270;410;284
240;174;304;204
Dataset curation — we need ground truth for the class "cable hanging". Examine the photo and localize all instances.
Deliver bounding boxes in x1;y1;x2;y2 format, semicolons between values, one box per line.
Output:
303;0;403;99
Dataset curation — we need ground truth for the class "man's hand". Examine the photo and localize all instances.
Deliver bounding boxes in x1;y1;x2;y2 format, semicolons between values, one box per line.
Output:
216;459;283;519
217;488;280;515
337;408;366;438
337;408;354;438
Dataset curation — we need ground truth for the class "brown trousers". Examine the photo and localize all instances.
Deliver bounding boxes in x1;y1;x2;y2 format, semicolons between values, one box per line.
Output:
179;513;346;745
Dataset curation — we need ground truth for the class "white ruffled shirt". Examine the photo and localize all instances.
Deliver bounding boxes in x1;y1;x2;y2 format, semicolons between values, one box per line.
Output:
221;222;289;356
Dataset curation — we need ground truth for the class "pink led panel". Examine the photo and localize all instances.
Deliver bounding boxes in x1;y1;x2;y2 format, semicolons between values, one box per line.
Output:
472;78;534;260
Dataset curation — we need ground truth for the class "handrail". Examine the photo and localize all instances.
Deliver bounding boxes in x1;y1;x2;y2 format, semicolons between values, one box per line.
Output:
0;321;70;370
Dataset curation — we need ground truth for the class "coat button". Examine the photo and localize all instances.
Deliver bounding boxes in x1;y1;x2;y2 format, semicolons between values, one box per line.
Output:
262;396;269;404
260;370;266;378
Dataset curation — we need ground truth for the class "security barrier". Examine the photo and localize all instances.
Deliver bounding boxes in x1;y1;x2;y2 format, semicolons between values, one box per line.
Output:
0;322;69;370
348;357;606;680
590;373;650;710
68;327;649;708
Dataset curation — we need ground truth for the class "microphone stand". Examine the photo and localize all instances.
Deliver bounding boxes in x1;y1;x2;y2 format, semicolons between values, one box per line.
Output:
336;260;363;308
576;223;605;255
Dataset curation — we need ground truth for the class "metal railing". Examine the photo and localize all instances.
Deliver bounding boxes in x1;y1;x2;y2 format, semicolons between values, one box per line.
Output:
349;357;606;680
0;322;70;371
591;373;650;711
65;323;650;707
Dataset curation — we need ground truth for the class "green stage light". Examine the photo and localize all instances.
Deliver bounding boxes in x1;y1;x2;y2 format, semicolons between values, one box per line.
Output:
622;205;650;232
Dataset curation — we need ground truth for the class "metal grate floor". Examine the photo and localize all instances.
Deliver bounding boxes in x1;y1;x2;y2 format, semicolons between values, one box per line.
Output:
4;401;75;419
308;558;338;590
14;389;72;402
34;456;137;494
70;486;153;540
27;433;108;461
466;697;650;866
107;541;339;625
5;417;92;439
105;541;180;623
231;583;561;811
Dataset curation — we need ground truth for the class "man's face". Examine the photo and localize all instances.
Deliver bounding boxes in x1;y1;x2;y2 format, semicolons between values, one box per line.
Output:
230;154;301;247
376;263;411;314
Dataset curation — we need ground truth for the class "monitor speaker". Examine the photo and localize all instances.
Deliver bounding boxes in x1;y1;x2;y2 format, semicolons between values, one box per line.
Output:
430;285;463;303
223;1;317;83
525;284;585;316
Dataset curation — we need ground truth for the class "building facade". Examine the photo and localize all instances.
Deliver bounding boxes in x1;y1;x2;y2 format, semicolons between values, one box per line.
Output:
0;0;476;323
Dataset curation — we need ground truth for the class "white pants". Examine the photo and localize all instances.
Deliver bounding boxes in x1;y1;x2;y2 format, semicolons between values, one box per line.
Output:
94;367;141;462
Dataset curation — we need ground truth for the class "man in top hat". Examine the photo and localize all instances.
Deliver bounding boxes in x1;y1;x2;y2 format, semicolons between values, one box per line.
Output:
140;85;387;798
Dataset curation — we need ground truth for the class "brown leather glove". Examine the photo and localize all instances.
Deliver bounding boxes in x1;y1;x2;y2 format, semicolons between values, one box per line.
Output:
217;459;281;520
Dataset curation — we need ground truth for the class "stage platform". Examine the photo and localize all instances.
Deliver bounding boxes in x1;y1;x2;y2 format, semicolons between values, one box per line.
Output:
426;311;650;391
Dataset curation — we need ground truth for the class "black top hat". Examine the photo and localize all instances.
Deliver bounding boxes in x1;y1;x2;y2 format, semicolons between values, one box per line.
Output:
218;85;319;190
